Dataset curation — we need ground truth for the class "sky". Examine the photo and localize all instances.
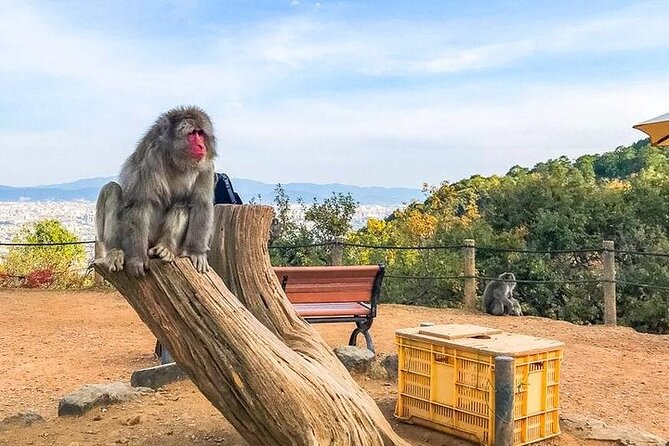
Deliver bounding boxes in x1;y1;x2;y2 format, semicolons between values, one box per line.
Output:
1;0;669;188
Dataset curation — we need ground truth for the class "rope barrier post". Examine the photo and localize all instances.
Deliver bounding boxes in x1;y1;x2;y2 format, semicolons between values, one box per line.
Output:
330;236;344;266
602;240;617;326
463;239;476;310
494;355;515;446
94;241;104;286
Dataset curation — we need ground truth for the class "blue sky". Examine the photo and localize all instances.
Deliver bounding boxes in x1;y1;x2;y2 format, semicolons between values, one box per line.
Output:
1;0;668;188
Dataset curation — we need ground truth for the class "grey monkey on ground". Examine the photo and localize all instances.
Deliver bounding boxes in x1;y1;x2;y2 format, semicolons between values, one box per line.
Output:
482;272;523;316
95;106;217;277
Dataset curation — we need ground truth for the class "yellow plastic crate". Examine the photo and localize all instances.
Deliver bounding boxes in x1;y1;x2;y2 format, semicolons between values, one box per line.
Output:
394;324;564;446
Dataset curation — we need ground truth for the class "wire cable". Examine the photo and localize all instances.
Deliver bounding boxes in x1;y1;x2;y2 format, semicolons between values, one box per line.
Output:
0;240;95;246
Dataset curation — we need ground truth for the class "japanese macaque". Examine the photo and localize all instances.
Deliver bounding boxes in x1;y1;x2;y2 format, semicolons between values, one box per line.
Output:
95;106;216;277
482;272;523;316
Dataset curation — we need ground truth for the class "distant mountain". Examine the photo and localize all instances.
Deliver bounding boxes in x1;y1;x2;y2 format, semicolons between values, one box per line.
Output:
0;177;422;205
36;177;114;191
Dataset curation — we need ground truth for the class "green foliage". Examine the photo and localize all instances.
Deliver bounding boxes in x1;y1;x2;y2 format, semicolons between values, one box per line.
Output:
304;193;357;241
344;139;669;334
270;185;358;266
1;219;90;288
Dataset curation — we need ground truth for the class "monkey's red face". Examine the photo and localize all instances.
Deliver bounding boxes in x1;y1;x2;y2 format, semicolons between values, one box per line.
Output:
187;129;207;161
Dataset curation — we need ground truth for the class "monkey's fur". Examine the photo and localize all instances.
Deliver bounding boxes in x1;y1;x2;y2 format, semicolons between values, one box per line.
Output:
482;272;523;316
95;106;216;277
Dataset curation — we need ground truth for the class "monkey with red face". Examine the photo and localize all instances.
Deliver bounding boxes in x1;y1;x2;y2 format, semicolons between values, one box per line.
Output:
95;106;216;277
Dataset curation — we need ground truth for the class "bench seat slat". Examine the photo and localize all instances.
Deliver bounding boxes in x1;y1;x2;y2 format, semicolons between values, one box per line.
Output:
284;282;373;293
281;277;375;286
286;291;372;304
293;302;371;317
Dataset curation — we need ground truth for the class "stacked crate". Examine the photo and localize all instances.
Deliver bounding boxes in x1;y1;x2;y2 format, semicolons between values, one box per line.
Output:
395;324;564;446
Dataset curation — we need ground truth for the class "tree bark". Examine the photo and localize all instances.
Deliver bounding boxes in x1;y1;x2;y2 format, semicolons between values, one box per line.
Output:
94;204;409;446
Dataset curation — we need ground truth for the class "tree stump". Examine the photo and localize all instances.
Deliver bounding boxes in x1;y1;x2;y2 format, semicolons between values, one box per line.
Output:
94;204;409;446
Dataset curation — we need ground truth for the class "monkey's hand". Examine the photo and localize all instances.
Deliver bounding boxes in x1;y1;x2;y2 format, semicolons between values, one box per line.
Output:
103;249;125;272
184;252;209;273
148;244;176;262
125;256;149;278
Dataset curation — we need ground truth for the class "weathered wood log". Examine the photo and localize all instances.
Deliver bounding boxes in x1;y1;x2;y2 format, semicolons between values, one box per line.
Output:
94;204;409;446
209;204;408;443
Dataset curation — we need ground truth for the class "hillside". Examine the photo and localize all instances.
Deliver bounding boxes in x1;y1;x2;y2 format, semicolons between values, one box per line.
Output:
344;138;669;334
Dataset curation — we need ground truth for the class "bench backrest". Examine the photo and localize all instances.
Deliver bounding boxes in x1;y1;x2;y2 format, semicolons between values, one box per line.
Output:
272;265;385;306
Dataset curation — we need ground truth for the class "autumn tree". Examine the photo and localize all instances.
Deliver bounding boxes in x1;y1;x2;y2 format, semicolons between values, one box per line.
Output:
2;219;89;288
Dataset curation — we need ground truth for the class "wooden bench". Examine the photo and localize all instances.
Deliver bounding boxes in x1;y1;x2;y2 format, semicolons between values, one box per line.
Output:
272;264;385;352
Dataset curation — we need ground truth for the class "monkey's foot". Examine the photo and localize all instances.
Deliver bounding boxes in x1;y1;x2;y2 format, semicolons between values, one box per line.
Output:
185;253;209;273
126;256;149;278
104;249;125;272
148;244;176;262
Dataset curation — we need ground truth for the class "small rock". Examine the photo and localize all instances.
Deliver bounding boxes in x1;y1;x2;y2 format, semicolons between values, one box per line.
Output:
127;415;141;426
116;438;129;444
333;346;375;373
130;363;188;390
368;360;389;380
561;414;667;446
121;414;142;426
93;414;103;421
59;382;154;416
0;410;45;430
381;354;399;381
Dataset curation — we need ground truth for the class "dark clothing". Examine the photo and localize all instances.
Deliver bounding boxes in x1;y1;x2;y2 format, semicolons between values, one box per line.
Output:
214;172;242;205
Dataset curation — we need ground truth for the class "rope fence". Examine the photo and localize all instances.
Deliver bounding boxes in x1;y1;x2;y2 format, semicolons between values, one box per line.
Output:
267;238;669;326
0;240;95;246
3;239;669;316
384;274;604;285
268;240;669;257
4;239;669;258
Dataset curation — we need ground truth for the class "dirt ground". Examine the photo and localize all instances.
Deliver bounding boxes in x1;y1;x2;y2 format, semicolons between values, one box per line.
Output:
0;289;667;446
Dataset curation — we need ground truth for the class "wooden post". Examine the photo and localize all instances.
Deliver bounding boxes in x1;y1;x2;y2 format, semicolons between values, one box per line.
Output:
463;239;476;310
602;240;617;326
96;205;410;446
494;356;515;446
330;236;345;266
93;241;104;286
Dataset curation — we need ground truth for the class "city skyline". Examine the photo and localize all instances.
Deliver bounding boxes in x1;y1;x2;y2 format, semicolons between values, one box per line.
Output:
0;201;398;251
1;1;668;188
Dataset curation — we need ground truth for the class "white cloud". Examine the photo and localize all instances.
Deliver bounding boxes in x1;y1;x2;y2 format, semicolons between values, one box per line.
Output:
217;79;669;187
1;1;669;188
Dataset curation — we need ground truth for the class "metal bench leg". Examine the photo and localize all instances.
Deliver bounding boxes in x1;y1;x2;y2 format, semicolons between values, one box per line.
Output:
348;320;375;353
